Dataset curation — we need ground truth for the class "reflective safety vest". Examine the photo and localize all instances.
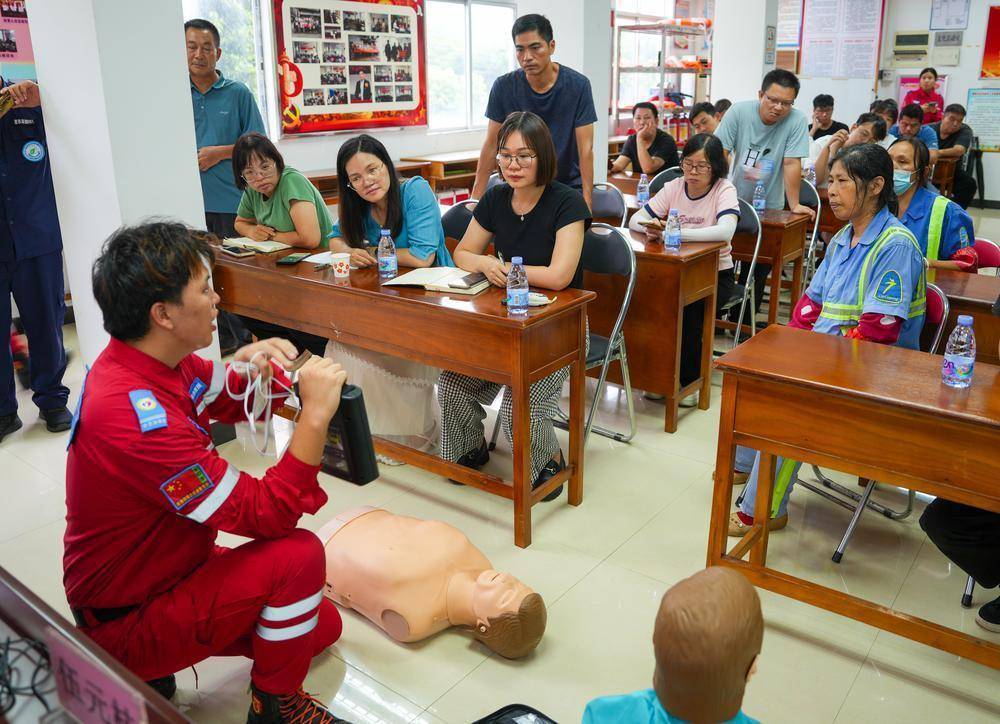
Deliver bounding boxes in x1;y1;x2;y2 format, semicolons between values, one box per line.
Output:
925;194;952;262
817;224;927;327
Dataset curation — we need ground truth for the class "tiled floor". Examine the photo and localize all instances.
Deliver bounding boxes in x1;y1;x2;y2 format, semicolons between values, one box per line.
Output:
3;209;1000;723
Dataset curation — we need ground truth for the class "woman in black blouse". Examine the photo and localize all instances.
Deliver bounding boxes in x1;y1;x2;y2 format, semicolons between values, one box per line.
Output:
439;111;591;501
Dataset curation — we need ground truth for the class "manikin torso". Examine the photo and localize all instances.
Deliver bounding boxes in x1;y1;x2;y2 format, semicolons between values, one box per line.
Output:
320;507;492;642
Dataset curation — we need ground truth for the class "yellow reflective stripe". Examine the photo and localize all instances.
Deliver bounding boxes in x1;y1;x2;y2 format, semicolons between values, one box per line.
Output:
822;301;862;311
819;310;860;322
926;195;950;262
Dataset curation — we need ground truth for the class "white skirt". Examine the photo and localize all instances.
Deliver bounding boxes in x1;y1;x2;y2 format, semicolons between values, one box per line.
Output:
324;339;440;454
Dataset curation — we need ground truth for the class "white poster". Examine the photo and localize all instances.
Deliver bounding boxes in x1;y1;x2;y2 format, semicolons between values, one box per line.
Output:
800;0;883;80
777;0;802;48
967;88;1000;152
930;0;970;31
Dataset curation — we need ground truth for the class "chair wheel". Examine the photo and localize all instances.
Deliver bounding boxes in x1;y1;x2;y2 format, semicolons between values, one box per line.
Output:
832;551;843;563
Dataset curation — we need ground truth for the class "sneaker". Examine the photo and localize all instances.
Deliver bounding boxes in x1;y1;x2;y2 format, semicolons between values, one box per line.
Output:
375;453;405;467
449;439;489;485
643;391;665;401
145;674;176;700
247;683;350;724
713;470;750;486
40;406;72;433
976;595;1000;633
0;413;22;443
728;510;788;537
532;454;565;502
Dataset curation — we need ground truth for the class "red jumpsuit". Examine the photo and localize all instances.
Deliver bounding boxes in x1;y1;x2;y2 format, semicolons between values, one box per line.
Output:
64;338;342;694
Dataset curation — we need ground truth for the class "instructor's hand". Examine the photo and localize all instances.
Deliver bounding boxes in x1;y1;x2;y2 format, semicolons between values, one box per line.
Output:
297;356;347;424
1;80;40;108
233;337;299;383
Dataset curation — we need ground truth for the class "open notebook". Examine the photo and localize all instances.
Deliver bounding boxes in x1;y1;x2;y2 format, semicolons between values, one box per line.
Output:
382;267;490;295
222;237;291;253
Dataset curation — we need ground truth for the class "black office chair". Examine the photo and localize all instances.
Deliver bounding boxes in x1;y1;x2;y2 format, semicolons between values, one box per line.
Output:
591;183;628;227
649;166;682;196
440;199;477;241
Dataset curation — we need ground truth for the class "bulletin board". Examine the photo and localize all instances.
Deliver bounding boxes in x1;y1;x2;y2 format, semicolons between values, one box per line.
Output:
274;0;427;136
0;0;36;82
967;88;1000;152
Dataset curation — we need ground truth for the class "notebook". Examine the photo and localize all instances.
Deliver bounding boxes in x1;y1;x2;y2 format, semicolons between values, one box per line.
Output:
382;267;490;295
223;237;292;253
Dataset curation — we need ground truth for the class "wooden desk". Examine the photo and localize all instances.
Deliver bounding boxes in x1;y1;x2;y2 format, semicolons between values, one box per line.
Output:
930;268;1000;366
608;172;640;196
585;229;722;432
933;157;958;198
608;134;629;158
710;325;1000;670
400;150;482;193
214;250;594;548
0;566;188;722
306;161;429;204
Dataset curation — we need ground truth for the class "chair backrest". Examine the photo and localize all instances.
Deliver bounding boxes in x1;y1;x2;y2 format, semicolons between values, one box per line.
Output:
583;224;637;362
649;166;682;196
486;172;504;192
921;282;950;354
591;183;627;227
440;199;477;242
731;199;764;347
973;238;1000;276
735;197;761;236
799;178;820;209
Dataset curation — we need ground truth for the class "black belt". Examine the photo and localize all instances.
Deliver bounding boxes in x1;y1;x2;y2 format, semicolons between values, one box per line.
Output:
71;604;137;628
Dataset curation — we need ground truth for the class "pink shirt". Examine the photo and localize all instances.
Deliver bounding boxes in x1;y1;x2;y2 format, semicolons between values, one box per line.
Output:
646;176;739;270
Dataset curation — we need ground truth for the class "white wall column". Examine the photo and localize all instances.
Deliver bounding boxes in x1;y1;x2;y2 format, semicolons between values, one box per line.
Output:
25;0;207;365
712;0;779;104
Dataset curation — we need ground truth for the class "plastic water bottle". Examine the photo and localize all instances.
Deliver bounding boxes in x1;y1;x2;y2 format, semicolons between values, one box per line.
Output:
803;161;817;186
506;256;529;316
377;228;397;280
752;181;767;213
664;209;682;251
636;174;650;205
941;315;976;389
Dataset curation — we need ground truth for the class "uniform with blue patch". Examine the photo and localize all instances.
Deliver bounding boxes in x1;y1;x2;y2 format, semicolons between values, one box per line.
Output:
128;389;168;432
189;377;208;403
874;270;903;304
159;464;215;510
898;185;975;261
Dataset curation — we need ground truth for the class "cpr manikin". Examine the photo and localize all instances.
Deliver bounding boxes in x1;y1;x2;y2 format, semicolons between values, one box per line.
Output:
318;507;546;658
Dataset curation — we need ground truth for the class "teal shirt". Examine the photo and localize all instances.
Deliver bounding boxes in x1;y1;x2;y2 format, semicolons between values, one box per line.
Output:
329;176;454;266
191;71;266;213
583;689;759;724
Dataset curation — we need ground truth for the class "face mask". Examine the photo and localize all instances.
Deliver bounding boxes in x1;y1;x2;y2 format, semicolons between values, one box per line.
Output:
893;169;914;195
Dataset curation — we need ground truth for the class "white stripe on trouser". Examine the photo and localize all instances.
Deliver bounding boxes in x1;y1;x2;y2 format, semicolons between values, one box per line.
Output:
255;613;319;642
184;465;240;523
260;590;324;622
200;361;227;410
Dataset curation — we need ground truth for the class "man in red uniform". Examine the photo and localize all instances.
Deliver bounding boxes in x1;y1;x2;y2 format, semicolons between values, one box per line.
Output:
64;222;350;723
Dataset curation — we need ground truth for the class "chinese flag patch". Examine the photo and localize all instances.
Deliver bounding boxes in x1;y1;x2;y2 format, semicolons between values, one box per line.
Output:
160;464;215;510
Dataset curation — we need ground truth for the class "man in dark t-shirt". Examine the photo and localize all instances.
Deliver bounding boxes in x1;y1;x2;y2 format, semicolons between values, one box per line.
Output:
610;101;679;176
471;13;598;208
808;93;848;141
930;103;977;209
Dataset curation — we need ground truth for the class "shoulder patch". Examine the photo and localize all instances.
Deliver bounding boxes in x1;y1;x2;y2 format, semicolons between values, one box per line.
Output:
160;464;215;510
128;389;168;433
959;226;969;245
67;367;90;450
874;270;903;304
189;377;208;403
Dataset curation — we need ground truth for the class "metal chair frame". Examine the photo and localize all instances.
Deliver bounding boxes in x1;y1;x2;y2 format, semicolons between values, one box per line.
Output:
488;223;638;448
798;283;950;563
962;576;976;608
731;199;764;348
591;182;628;227
799;179;823;288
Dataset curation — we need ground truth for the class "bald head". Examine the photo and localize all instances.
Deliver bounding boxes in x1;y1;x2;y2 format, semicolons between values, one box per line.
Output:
652;567;763;723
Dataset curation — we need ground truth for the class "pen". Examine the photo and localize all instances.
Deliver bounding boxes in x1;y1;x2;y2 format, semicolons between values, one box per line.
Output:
497;251;504;265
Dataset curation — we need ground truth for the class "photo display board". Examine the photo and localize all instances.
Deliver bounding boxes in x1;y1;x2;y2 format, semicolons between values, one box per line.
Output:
274;0;426;135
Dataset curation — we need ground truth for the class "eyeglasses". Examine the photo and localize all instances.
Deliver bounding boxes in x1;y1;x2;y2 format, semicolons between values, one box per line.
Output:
762;94;794;109
241;162;276;182
348;161;385;188
681;160;712;173
496;153;536;167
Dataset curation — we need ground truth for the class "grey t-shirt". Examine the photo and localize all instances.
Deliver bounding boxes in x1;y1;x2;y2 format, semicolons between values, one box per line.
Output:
715;100;810;209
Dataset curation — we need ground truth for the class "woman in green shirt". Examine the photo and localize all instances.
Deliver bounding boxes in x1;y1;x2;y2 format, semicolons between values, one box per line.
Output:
233;132;332;249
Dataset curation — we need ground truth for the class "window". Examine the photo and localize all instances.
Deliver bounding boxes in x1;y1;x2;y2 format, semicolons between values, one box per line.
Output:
427;0;516;130
182;0;269;118
613;0;677;110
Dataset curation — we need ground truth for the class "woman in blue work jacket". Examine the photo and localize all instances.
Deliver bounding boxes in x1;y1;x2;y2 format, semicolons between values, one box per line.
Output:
889;136;978;272
730;143;926;537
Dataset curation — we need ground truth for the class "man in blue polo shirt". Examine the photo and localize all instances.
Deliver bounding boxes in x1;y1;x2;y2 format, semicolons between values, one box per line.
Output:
186;18;265;352
890;103;939;165
0;77;71;442
470;14;597;209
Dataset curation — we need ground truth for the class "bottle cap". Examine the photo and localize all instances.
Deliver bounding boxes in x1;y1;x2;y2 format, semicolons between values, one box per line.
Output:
958;315;974;326
380;228;391;236
669;208;679;215
512;256;523;265
639;174;648;180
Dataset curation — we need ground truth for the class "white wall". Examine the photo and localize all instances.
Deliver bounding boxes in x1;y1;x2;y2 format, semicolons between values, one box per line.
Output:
712;0;779;104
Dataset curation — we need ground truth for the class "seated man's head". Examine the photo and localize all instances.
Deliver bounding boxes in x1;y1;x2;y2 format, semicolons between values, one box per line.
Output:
688;101;719;135
652;567;763;723
469;569;546;659
846;112;887;147
870;99;898;131
92;222;218;353
940;103;966;137
897;103;925;137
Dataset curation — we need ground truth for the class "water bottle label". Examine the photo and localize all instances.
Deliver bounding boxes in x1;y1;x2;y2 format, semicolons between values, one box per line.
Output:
666;232;681;248
379;256;397;275
942;354;974;382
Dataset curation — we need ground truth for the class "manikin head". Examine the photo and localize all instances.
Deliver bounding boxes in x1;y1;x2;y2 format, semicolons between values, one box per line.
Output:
652;567;762;723
467;569;547;659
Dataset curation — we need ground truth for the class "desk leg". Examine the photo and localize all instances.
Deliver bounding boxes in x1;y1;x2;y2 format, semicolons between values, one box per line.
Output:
698;286;717;412
751;452;776;567
790;255;803;308
767;260;781;326
568;310;586;507
663;289;683;433
511;342;532;549
707;379;738;566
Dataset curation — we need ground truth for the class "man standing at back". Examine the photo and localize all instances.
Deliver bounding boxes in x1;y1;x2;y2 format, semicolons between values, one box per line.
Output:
471;14;597;209
186;18;265;351
715;69;814;324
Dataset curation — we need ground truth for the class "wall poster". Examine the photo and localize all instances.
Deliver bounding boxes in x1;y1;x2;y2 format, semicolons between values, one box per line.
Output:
983;6;1000;79
274;0;426;136
0;0;36;82
799;0;884;80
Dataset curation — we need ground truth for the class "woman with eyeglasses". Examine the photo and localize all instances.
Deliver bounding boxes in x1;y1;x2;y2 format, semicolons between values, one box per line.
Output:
322;134;453;461
230;132;332;355
628;133;741;396
439;111;591;501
